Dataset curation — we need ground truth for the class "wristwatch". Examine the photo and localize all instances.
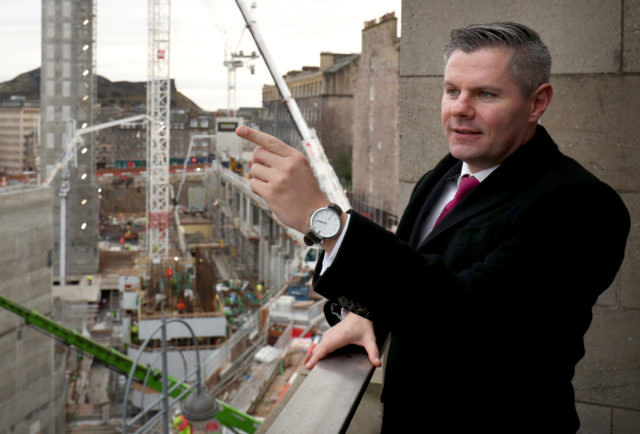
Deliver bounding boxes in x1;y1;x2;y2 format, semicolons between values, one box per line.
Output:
303;203;343;246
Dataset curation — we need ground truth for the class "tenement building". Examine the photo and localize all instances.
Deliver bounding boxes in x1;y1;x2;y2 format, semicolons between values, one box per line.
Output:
0;98;40;175
260;52;359;184
94;107;216;168
351;12;400;230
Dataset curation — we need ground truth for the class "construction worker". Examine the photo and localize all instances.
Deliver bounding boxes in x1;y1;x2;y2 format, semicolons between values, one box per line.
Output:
176;299;186;313
172;413;191;434
131;321;139;344
205;419;222;433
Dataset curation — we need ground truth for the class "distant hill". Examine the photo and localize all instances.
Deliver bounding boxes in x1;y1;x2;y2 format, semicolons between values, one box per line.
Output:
0;68;41;101
0;68;202;111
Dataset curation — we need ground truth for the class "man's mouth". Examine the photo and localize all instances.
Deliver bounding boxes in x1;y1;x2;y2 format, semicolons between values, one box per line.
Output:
451;127;481;135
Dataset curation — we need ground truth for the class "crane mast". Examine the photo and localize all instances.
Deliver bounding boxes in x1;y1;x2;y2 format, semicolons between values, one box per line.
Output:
147;0;172;263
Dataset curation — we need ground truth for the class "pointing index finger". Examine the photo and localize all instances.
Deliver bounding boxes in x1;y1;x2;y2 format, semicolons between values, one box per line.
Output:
236;126;291;157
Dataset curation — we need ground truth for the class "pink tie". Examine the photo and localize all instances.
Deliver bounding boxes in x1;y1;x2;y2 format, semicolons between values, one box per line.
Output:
434;175;479;227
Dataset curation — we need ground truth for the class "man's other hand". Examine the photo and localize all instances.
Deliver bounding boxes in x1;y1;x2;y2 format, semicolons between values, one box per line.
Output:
236;126;328;234
305;311;382;370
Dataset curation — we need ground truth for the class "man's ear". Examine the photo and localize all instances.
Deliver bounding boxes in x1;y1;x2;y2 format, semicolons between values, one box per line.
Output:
529;83;553;122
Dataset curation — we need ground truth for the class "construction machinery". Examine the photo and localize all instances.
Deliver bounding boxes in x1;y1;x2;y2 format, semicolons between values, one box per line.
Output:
0;295;261;433
146;0;172;264
42;115;151;284
234;0;350;212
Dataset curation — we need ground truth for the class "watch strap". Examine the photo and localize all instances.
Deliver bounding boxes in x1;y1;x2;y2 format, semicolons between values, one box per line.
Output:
327;203;343;215
303;231;321;246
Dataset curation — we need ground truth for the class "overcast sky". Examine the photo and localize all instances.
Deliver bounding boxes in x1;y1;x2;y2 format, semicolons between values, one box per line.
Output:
0;0;401;111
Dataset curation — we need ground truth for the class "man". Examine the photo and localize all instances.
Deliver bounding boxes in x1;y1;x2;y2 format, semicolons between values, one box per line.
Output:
237;22;630;432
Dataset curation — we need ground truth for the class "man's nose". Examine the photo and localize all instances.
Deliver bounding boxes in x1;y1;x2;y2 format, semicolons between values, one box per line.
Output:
450;93;474;118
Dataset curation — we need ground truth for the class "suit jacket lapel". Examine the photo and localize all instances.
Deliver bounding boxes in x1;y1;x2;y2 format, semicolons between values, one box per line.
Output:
396;155;459;242
420;171;515;246
408;162;462;247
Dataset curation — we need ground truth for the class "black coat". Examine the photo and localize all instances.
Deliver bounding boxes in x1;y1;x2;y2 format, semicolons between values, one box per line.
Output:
313;126;630;432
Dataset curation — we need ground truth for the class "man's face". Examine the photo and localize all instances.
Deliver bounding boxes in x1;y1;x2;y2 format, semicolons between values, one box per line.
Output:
441;47;535;172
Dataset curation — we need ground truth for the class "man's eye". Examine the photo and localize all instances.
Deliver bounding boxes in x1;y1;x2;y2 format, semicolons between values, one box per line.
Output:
446;88;459;97
480;91;495;98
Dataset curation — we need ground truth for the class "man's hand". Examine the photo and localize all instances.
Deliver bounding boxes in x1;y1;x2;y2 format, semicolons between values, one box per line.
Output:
236;126;328;234
305;311;382;370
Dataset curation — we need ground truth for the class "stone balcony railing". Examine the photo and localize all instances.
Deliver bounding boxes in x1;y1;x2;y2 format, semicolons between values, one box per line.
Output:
256;345;385;434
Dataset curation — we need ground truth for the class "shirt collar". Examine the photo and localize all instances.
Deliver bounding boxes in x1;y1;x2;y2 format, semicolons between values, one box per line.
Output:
459;162;499;184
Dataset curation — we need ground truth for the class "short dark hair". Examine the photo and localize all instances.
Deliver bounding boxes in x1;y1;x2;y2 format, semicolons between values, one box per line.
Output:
443;22;551;96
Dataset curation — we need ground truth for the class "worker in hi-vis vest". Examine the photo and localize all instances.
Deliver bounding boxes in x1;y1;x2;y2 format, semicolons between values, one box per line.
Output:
172;413;191;434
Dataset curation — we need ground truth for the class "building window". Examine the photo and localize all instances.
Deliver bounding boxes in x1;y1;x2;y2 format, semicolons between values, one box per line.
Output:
46;133;55;149
46;80;55;97
45;44;55;61
63;0;72;18
63;80;71;97
46;21;55;38
46;0;55;17
252;205;260;225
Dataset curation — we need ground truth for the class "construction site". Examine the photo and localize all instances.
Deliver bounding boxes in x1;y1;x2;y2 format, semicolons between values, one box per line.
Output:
0;0;343;433
3;0;639;433
2;152;330;433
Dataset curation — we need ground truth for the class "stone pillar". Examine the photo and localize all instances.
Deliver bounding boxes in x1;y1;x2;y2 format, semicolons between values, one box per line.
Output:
259;210;272;287
400;1;640;431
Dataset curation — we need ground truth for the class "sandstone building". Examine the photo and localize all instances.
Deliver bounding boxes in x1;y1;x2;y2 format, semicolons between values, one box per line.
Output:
351;12;400;229
260;52;359;184
0;99;39;176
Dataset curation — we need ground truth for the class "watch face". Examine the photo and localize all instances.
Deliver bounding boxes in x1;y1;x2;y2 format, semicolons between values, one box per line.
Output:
311;208;341;238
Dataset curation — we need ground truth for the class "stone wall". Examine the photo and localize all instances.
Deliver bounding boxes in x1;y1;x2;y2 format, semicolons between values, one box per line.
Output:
0;185;66;432
399;0;640;431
